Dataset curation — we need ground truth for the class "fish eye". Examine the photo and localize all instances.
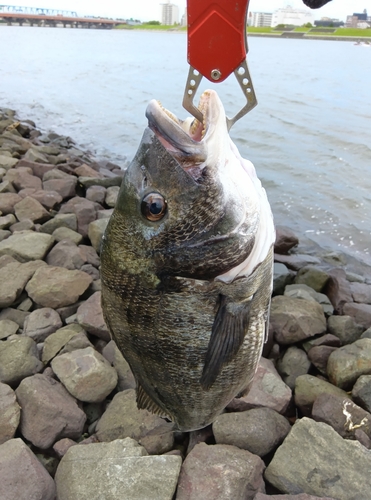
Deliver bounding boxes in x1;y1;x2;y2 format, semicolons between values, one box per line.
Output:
141;193;167;222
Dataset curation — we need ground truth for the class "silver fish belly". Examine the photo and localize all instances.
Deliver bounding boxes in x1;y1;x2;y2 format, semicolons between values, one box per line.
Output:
101;90;275;431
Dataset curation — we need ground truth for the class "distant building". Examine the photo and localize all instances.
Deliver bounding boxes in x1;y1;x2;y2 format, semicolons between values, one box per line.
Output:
346;9;370;28
271;5;313;27
249;11;273;27
314;17;344;27
180;7;187;27
161;1;179;25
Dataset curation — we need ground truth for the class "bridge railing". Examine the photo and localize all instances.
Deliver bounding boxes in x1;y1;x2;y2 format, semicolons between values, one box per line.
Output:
0;5;78;16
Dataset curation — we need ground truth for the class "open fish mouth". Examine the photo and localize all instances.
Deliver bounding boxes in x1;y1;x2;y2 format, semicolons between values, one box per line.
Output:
145;90;224;166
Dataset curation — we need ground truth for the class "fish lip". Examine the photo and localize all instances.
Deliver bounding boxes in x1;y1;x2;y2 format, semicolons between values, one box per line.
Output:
145;90;224;159
146;100;204;157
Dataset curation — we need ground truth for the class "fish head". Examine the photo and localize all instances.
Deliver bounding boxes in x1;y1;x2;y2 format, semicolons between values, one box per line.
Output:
109;89;263;281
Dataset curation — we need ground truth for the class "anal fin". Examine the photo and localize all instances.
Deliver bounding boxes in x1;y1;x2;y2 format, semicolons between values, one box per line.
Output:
136;382;171;419
200;294;251;390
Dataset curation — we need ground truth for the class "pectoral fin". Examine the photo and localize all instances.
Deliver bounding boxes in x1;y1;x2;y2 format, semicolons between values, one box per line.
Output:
200;295;251;390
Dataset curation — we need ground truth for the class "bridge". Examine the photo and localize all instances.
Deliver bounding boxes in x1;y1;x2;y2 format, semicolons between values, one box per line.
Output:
0;5;125;28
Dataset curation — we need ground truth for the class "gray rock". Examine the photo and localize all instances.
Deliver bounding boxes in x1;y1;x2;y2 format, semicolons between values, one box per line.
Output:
0;230;54;262
0;192;22;214
176;442;265;500
307;346;338;376
0;307;30;328
352;375;371;413
323;268;353;314
265;417;371;499
270;296;326;344
0;438;56;500
24;147;49;164
51;347;118;403
53;438;77;459
273;263;295;296
327;315;363;345
0;336;43;386
350;282;371;304
14;196;51;223
0;155;18;170
327;338;371;390
59;197;99;237
55;438;181;500
9;218;34;232
78;175;122;189
213;407;291;457
276;346;311;389
227;357;292;414
78;244;100;267
0;383;20;444
26;265;92;308
42;324;86;364
43;177;77;199
96;389;174;455
76;291;110;341
294;266;329;292
0;213;16;230
294;375;348;416
40;213;78;234
0;319;18;340
52;226;83;245
312;393;371;439
18;187;63;210
342;302;371;330
361;327;371;340
59;331;93;355
85;185;106;204
80;263;100;280
274;226;299;254
88;217;109;253
46;239;85;270
274;253;321;271
102;340;136;391
23;307;62;342
284;284;333;316
254;495;335;500
15;373;86;449
105;186;119;207
0;259;46;308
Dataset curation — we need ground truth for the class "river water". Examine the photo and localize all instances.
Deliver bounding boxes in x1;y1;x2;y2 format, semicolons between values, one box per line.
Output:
0;26;370;266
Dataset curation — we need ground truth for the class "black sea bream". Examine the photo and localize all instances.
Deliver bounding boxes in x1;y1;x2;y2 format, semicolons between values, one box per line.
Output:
101;90;275;431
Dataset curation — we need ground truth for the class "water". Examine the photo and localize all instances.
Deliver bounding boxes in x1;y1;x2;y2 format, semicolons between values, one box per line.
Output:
0;26;370;266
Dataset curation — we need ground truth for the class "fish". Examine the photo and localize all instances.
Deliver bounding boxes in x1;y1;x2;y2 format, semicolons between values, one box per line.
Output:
100;89;275;432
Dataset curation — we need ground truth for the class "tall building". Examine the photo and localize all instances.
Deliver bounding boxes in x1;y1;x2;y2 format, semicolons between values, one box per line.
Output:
249;12;273;27
271;5;313;27
346;9;370;28
161;1;179;25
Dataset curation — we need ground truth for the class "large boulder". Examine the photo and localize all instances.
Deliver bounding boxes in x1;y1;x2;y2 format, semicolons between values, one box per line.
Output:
15;373;86;449
176;442;265;500
0;383;20;444
265;417;371;499
51;347;118;403
0;438;56;500
0;230;54;262
55;438;181;500
26;265;92;308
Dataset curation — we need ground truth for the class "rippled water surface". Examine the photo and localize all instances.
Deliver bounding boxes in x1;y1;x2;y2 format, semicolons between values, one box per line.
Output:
0;26;370;265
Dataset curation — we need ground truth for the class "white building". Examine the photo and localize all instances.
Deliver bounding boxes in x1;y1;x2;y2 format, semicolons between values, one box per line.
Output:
161;1;179;25
271;5;313;27
249;12;273;27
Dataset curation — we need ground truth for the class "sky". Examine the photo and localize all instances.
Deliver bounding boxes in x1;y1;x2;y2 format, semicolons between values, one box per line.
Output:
1;0;368;22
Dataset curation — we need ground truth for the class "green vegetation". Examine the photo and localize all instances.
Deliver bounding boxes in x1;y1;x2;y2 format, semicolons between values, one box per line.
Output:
115;22;185;31
247;26;371;38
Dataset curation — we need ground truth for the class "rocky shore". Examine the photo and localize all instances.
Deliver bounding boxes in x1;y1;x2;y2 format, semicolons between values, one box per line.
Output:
1;107;371;500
